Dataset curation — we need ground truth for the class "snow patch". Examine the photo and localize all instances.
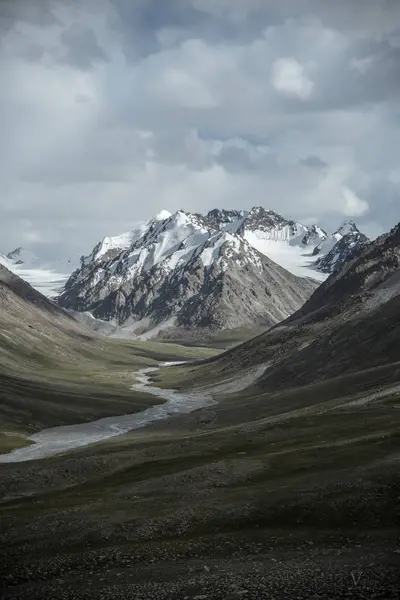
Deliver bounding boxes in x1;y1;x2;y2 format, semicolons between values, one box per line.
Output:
0;255;69;297
243;234;327;281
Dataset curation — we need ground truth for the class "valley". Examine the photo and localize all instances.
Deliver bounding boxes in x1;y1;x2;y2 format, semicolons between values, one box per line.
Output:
1;222;400;598
1;354;399;599
2;2;400;596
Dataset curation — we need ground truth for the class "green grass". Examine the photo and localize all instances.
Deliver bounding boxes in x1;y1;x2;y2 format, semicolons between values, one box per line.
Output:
0;430;33;453
159;326;266;349
3;399;399;533
0;336;218;436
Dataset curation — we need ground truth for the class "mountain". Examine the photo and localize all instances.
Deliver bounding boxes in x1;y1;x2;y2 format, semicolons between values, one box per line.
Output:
0;261;90;360
204;207;328;276
185;221;400;392
57;208;373;339
6;246;40;267
0;260;93;382
314;221;370;273
58;209;319;338
3;225;399;600
0;248;70;298
2;212;366;307
299;224;328;248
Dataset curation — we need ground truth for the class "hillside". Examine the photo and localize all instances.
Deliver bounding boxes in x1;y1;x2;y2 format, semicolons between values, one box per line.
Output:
0;263;216;436
157;222;400;391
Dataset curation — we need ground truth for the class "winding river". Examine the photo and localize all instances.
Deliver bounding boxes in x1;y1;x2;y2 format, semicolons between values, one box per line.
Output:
0;364;215;464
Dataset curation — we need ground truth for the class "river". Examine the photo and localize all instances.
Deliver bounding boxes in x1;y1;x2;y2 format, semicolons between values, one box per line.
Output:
0;364;215;463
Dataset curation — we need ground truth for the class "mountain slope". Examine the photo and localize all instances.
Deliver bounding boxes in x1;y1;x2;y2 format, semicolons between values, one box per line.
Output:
1;227;397;600
292;222;399;323
0;263;216;435
162;221;400;392
58;209;319;338
0;262;87;345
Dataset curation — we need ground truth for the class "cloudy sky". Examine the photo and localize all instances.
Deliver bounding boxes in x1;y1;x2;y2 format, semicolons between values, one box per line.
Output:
1;0;400;264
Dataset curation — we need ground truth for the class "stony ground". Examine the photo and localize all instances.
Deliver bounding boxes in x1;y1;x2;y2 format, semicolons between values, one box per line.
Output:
1;387;399;599
2;527;399;599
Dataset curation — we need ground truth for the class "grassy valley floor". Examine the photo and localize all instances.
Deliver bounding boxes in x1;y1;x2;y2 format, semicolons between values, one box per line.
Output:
1;356;399;599
0;338;218;452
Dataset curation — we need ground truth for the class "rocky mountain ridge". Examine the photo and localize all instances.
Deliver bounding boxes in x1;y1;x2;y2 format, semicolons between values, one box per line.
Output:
314;221;369;273
58;207;331;337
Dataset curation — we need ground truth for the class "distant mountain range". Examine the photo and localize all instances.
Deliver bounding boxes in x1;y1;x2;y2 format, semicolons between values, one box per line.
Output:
57;207;369;338
0;248;70;298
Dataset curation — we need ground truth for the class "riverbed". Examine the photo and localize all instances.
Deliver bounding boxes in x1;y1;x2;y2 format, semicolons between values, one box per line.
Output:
0;365;215;463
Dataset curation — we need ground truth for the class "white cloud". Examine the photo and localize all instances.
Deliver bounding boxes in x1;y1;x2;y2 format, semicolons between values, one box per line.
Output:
154;66;219;108
270;57;314;99
341;187;369;217
349;55;375;74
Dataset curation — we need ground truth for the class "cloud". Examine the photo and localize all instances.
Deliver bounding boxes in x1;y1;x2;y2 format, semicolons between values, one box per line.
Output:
270;57;314;100
60;23;110;70
0;0;58;33
341;187;369;217
299;155;328;170
0;0;399;264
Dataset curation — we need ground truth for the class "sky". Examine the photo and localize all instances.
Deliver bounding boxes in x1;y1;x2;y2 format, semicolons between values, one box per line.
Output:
1;0;400;265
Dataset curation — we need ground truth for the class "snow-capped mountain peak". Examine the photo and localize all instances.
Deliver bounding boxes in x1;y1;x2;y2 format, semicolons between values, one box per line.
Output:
300;225;328;248
206;208;247;229
2;208;368;313
154;209;172;221
315;228;370;274
6;246;39;267
58;207;324;337
91;211;175;264
334;220;360;237
313;219;367;262
241;206;293;232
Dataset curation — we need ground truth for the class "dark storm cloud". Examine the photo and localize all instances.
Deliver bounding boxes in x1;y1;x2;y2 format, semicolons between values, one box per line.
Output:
299;155;328;170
